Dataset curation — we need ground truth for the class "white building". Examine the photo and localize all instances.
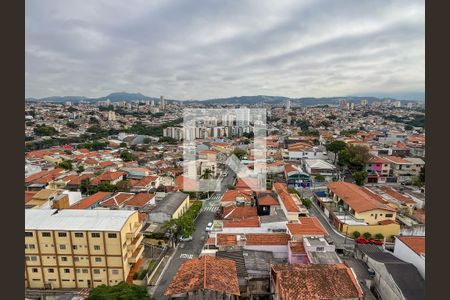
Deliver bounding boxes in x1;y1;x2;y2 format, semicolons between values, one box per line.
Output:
393;236;425;279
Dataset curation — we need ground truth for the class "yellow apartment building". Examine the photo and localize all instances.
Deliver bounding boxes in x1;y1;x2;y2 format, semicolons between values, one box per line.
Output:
25;209;144;289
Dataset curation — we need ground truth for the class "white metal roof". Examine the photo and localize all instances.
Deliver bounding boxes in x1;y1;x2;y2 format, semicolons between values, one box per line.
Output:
25;209;136;232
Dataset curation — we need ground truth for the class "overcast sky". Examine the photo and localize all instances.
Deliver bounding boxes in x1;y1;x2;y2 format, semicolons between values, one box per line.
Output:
26;0;425;100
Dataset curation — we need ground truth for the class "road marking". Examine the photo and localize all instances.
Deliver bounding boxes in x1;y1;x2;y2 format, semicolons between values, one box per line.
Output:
179;253;193;259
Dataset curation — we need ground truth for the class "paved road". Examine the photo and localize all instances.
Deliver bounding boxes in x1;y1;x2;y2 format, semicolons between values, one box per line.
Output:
151;170;235;299
304;189;355;249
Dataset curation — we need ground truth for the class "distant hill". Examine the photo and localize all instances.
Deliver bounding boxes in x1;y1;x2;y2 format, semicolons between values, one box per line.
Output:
26;92;424;106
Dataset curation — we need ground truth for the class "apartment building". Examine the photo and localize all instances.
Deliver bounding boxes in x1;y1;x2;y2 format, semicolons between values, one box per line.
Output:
25;209;144;289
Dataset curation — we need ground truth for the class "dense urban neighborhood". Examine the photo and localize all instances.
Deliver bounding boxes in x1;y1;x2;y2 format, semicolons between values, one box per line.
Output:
24;96;425;300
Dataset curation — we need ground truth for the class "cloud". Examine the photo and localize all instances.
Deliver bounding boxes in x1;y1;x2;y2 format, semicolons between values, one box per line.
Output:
25;0;425;100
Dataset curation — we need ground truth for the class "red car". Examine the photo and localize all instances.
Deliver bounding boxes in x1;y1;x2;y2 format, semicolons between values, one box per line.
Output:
355;237;370;244
370;239;384;246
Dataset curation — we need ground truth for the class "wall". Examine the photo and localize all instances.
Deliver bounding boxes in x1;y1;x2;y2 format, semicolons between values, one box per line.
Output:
354;209;396;225
393;238;425;279
341;223;400;240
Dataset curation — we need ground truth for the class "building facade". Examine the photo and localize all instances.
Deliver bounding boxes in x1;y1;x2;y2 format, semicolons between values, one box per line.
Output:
25;209;144;289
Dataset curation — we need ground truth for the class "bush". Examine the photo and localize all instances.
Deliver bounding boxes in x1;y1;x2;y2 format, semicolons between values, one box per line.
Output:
301;198;312;209
315;175;325;182
363;232;372;239
352;231;361;238
374;233;384;240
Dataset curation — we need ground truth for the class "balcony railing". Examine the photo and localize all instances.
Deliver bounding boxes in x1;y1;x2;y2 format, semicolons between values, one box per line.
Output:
127;233;143;252
129;245;144;264
126;222;143;239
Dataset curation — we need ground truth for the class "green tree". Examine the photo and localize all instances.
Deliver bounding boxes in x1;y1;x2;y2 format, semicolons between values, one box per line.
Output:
419;166;425;182
34;124;57;136
301;198;312;209
352;171;368;186
325;140;347;164
352;231;361;238
374;233;384;240
200;169;213;180
58;160;73;171
96;182;117;193
119;142;127;148
314;175;325;182
295;119;310;131
87;282;153;300
120;150;134;162
233;147;247;160
80;178;90;194
116;180;131;192
143;138;151;144
77;165;85;174
66;122;79;129
404;124;414;131
339;144;370;170
363;232;372;239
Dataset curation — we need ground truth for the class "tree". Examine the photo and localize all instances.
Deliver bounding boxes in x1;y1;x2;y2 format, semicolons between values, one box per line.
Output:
200;169;213;180
352;231;361;238
325;140;347;164
419;166;425;182
301;198;312;209
233;147;247;160
58;160;73;171
96;182;117;193
116;180;131;192
374;233;384;240
363;232;372;239
120;150;134;162
66;122;79;129
295;119;310;131
34;124;57;136
77;165;85;174
87;282;153;300
80;178;90;194
352;171;368;186
119;142;127;148
339;144;370;170
314;175;325;182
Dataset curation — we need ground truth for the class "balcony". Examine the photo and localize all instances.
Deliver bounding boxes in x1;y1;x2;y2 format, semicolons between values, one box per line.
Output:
128;245;144;264
127;233;143;252
126;222;143;240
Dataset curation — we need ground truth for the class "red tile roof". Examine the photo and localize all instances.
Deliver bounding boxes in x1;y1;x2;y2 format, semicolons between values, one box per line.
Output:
223;205;258;219
68;192;112;209
286;217;328;237
398;236;425;256
368;156;391;164
245;233;291;245
129;175;158;187
272;263;364;300
326;181;396;213
216;234;238;246
223;217;260;228
25;191;38;204
379;186;416;205
90;171;126;185
258;194;279;206
100;192;134;207
221;189;253;203
289;241;306;254
124;193;154;207
174;175;199;191
273;182;300;213
165;256;240;296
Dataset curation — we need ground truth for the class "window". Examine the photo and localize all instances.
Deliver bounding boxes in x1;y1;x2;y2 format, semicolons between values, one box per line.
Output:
42;232;51;237
74;233;84;238
82;269;88;274
58;232;67;237
61;257;68;262
59;245;66;250
94;245;101;251
25;232;33;237
386;214;394;218
48;268;54;273
25;244;28;249
25;256;30;261
379;214;383;216
76;269;81;273
108;233;117;239
64;269;70;273
73;245;78;250
316;247;324;251
93;269;100;274
95;257;102;262
74;257;79;262
29;244;35;249
370;214;373;216
111;269;119;275
91;233;100;238
32;268;38;273
30;256;37;261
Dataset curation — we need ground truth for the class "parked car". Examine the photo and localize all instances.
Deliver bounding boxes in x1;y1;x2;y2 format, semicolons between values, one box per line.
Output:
355;237;370;244
206;222;213;231
370;239;384;246
179;236;193;242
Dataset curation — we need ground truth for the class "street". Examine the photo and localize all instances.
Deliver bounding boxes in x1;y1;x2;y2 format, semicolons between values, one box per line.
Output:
151;170;235;299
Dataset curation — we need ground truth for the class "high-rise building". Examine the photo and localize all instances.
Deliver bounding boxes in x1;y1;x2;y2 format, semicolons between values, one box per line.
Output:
107;111;116;121
160;96;165;110
286;100;291;111
361;99;368;106
25;209;144;289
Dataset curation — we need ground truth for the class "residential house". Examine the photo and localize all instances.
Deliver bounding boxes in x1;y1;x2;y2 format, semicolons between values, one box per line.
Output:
90;171;126;186
355;244;425;300
284;164;311;189
164;255;240;299
384;156;425;183
68;192;112;209
270;263;364;300
220;189;253;207
365;156;392;183
122;193;155;211
148;192;190;223
99;193;135;209
393;236;425;279
129;175;159;192
302;159;336;182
